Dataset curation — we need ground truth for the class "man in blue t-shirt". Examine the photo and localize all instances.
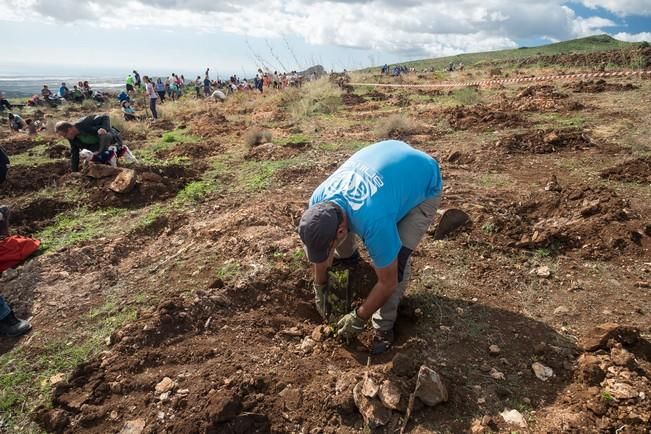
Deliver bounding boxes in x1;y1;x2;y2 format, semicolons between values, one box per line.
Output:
298;140;443;354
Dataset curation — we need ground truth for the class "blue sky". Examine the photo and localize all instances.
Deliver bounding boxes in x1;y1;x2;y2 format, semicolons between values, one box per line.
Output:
1;0;649;78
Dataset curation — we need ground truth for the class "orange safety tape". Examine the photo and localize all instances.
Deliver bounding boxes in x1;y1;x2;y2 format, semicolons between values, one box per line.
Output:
349;70;651;89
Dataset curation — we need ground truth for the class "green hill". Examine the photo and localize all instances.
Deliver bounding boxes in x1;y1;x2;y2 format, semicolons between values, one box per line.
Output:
367;34;640;72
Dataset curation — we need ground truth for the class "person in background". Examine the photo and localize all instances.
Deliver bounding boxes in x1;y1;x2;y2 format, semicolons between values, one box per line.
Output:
8;113;26;132
59;82;70;99
133;70;141;88
82;81;92;98
143;76;159;120
0;92;11;111
71;85;84;103
194;76;202;98
121;100;137;121
203;73;211;97
117;90;130;104
126;74;135;94
155;78;166;102
41;85;52;101
169;80;179;101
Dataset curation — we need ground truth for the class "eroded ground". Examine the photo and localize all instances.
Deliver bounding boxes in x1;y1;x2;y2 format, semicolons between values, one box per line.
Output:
1;60;650;433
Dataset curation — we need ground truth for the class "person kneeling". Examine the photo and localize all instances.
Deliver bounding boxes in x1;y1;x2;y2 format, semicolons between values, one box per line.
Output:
55;114;136;172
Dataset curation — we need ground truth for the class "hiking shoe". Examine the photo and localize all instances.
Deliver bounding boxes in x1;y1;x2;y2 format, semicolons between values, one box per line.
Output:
370;328;394;355
0;311;32;337
332;251;361;267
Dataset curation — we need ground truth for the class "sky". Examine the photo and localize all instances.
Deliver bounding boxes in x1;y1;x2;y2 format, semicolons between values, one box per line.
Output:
1;0;650;78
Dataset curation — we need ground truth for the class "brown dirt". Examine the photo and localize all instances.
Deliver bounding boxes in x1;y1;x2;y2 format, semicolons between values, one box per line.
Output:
84;165;199;209
10;198;75;233
496;129;595;154
365;90;389;101
567;79;639;93
445;104;526;130
341;94;366;106
500;85;585;112
600;157;651;183
245;142;306;161
482;184;648;259
0;161;69;197
0;137;47;155
2;63;651;434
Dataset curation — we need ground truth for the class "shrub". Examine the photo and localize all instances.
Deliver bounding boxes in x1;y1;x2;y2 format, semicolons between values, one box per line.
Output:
374;114;417;139
452;87;480;105
243;127;272;148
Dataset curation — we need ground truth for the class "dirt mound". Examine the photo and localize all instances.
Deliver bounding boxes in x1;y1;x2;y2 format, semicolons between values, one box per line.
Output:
159;141;223;160
342;94;366;106
496;129;595;154
245;142;306;161
446;104;526;130
568;79;639;93
84;165;199;209
365;90;389;101
47;143;70;159
10;197;74;234
494;85;584;112
489;185;647;259
0;161;69;197
190;111;233;138
0;137;43;155
600;157;651;183
536;324;651;432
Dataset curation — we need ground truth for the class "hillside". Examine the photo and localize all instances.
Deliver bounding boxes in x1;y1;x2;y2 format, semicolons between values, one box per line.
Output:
365;34;641;71
0;49;650;433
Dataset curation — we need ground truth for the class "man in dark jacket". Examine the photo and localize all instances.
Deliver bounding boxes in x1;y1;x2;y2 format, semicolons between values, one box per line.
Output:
55;114;124;172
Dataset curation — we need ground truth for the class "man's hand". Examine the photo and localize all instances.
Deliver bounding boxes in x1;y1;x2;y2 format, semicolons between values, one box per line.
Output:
313;282;328;320
97;128;108;135
336;310;366;340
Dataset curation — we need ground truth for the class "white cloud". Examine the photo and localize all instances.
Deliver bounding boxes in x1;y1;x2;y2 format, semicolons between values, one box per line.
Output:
613;31;651;42
0;0;634;58
580;0;651;16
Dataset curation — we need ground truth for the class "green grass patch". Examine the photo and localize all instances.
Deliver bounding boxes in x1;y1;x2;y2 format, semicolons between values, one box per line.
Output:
174;180;216;204
8;145;56;167
275;134;311;146
37;207;129;252
237;159;299;192
215;261;241;283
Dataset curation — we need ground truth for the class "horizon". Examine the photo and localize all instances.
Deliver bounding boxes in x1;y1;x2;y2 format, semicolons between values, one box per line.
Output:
2;1;650;77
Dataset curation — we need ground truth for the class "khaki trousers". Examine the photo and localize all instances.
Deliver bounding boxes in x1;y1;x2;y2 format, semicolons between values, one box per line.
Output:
336;195;441;331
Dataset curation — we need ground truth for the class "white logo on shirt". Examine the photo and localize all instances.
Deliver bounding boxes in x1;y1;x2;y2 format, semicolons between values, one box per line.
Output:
325;163;384;211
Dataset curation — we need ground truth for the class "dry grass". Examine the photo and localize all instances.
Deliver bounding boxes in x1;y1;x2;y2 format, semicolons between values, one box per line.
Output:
243;127;272;148
374;114;417;139
288;78;342;121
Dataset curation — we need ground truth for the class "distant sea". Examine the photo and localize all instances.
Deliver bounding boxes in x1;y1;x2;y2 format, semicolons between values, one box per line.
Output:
0;75;127;98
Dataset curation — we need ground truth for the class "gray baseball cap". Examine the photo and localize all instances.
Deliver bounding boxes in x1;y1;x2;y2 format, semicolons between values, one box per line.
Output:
298;201;340;263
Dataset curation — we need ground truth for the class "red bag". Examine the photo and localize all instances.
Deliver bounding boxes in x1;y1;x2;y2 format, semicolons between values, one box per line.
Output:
0;236;41;272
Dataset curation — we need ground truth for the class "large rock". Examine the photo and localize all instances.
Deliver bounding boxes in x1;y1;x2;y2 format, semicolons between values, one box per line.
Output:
352;381;391;429
155;377;176;394
110;169;137;194
579;323;639;351
378;380;402;411
414;365;448;407
85;164;122;179
500;408;527;428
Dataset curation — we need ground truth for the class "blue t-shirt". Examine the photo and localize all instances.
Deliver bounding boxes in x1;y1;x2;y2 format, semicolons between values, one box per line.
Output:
310;140;442;268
